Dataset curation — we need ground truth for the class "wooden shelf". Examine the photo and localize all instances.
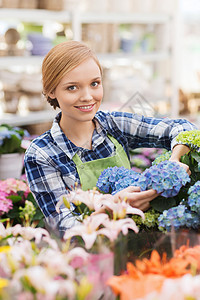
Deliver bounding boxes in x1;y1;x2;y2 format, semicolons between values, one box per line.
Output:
0;50;170;68
0;109;57;126
80;12;171;24
0;8;71;23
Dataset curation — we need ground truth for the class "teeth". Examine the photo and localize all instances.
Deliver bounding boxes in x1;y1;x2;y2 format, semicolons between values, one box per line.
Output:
79;105;93;109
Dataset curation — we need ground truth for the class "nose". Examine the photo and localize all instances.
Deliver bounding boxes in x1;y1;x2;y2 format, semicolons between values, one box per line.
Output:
79;87;93;101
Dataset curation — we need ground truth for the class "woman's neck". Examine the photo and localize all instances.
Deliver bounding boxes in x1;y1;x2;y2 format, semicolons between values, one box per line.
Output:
60;118;95;150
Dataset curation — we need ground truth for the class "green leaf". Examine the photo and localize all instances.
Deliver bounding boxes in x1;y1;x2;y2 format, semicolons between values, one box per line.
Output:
181;153;191;166
150;196;176;212
27;192;35;202
194;166;200;173
191;152;200;163
1;134;22;154
7;195;22;203
6;206;20;219
36;218;45;228
32;208;43;221
0;234;13;244
0;218;10;223
17;191;24;197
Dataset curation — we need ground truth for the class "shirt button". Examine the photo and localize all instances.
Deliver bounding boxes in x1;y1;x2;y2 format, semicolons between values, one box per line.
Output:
80;165;84;169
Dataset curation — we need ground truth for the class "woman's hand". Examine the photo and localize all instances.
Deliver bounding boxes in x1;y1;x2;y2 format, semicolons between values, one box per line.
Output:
113;186;158;211
91;186;158;216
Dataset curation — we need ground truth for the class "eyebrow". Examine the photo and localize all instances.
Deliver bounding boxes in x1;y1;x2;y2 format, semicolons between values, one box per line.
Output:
61;77;101;87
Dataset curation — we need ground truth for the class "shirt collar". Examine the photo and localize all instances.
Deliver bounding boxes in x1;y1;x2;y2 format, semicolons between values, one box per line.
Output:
50;112;108;158
93;113;108;136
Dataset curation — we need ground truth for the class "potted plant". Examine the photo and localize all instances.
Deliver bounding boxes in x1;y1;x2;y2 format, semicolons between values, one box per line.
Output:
0;124;29;180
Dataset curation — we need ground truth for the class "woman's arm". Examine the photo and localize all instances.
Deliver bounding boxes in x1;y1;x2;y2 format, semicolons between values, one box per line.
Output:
170;144;190;160
107;111;197;151
169;144;191;175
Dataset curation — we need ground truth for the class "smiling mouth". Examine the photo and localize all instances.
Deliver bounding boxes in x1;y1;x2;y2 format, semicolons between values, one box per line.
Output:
75;104;95;111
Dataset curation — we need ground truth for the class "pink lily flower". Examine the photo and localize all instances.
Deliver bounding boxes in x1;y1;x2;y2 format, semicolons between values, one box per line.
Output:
66;247;90;262
98;217;139;242
14;266;76;299
63;213;109;249
67;247;90;269
98;198;145;220
57;188;113;213
37;248;75;280
0;222;6;236
2;224;58;249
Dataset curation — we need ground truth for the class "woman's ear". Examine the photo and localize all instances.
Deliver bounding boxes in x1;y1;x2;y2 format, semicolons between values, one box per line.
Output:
48;91;56;99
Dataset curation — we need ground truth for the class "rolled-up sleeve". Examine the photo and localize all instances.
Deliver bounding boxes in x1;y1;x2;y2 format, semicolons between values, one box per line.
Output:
108;112;197;150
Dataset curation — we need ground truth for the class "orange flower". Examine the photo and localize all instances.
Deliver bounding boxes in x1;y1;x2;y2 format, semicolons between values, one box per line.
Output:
107;273;165;300
107;248;197;299
175;245;200;271
132;250;190;277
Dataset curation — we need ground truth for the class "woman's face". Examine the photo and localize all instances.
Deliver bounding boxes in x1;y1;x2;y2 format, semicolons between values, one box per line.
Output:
49;58;103;124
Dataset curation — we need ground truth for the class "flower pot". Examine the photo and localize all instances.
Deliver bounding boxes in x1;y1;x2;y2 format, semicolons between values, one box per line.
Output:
0;153;24;180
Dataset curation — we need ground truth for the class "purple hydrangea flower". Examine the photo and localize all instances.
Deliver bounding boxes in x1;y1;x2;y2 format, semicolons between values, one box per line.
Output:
158;204;200;231
137;160;191;197
113;172;141;194
96;166;140;194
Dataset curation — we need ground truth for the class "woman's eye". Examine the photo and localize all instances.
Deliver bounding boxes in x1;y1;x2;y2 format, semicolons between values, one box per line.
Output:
91;81;99;87
67;85;77;91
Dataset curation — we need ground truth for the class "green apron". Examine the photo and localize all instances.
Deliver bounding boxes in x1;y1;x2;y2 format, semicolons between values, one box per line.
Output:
72;135;131;191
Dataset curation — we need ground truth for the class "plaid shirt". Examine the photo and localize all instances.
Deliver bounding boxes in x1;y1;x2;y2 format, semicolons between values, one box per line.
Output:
24;111;196;235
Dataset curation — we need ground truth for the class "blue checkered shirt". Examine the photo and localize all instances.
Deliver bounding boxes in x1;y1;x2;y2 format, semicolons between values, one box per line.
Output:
24;111;196;235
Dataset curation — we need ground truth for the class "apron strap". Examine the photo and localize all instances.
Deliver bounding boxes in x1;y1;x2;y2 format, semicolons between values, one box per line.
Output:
72;134;127;164
72;151;84;166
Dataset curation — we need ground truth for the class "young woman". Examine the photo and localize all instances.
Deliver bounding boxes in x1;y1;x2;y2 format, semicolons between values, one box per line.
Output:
24;40;196;236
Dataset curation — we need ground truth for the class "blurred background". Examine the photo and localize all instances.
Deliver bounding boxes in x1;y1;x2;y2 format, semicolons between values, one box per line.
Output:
0;0;199;135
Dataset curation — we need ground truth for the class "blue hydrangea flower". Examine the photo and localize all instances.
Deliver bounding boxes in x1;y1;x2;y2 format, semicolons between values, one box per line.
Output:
137;160;191;198
113;172;141;194
188;181;200;214
96;166;140;194
158;204;200;231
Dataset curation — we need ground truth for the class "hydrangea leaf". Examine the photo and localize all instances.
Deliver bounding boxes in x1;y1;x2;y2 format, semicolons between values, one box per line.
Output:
191;152;200;163
150;196;177;213
0;134;22;154
180;153;191;166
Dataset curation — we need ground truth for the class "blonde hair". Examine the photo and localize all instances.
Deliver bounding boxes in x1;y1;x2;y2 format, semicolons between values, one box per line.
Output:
42;40;102;109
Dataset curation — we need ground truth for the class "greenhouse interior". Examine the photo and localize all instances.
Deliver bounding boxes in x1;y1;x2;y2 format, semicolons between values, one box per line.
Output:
0;0;200;299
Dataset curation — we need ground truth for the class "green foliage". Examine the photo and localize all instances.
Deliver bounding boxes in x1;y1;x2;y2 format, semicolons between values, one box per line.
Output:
150;196;177;212
132;208;160;230
5;191;44;227
0;124;28;154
